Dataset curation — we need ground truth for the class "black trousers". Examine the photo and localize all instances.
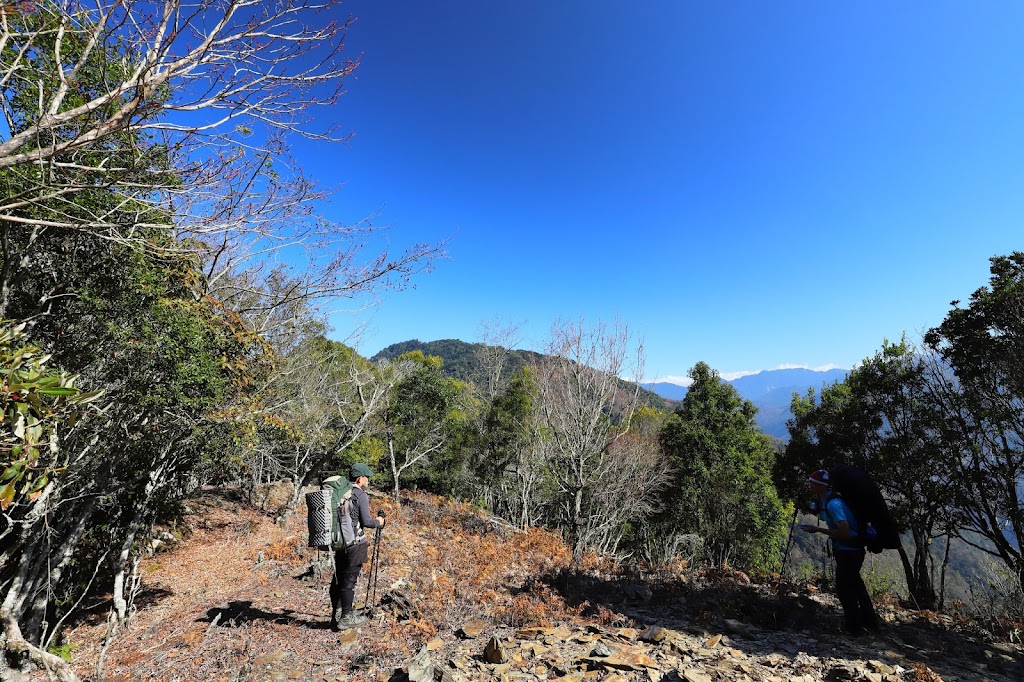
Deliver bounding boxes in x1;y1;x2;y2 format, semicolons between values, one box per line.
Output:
834;548;879;633
330;541;369;618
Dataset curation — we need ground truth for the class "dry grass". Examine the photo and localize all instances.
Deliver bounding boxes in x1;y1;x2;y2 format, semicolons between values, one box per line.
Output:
52;488;1021;682
60;489;582;681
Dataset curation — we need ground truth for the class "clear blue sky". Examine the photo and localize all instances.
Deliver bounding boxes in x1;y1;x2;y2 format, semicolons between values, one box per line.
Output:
304;1;1024;383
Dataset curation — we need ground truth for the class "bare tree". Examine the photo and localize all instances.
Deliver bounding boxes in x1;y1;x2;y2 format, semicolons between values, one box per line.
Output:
474;318;526;401
1;1;357;160
594;432;672;556
0;1;444;323
535;317;658;560
491;435;552;530
269;335;393;501
1;0;350;233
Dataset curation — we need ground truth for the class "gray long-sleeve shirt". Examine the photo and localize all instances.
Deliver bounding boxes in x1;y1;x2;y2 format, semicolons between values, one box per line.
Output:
350;485;382;531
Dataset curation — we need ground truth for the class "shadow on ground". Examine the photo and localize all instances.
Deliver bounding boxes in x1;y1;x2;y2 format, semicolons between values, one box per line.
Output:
58;586;176;633
198;600;329;630
538;568;1024;682
539;567;830;631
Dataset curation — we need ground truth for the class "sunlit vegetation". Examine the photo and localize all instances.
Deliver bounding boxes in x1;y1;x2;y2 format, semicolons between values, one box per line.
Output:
3;3;1024;681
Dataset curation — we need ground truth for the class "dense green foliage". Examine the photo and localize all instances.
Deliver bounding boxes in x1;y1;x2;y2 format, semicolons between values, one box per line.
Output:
656;362;788;570
0;10;262;652
477;368;538;485
0;324;100;509
923;253;1024;590
0;227;261;644
776;253;1024;607
377;351;462;500
7;2;1024;666
779;340;952;608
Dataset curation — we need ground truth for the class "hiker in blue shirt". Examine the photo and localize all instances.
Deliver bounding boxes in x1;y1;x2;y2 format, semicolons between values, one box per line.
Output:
801;469;880;637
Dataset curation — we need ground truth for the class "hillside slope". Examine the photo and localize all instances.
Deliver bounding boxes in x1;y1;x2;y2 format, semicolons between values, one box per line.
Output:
59;489;1023;682
372;338;673;411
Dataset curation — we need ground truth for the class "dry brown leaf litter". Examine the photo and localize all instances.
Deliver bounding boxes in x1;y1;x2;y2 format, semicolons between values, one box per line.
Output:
44;489;1023;682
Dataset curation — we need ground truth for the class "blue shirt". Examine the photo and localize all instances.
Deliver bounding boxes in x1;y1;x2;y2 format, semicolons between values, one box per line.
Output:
819;492;861;552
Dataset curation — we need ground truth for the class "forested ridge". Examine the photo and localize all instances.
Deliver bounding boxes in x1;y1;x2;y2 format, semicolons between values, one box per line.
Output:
371;338;543;386
372;338;673;411
1;2;1023;681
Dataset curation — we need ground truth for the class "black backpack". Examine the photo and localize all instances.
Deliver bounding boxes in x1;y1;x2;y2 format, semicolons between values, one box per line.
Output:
828;464;901;553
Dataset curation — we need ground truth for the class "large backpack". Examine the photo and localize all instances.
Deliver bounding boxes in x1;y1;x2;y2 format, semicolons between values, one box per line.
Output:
828;463;901;553
305;476;365;550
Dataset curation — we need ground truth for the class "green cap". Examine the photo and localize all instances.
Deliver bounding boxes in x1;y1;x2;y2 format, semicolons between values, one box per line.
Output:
350;463;374;479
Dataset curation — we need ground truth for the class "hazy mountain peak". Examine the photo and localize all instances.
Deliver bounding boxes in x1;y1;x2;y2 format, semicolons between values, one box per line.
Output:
642;367;850;439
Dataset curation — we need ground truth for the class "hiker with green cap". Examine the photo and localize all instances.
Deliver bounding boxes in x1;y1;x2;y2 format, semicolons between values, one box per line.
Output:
330;462;386;630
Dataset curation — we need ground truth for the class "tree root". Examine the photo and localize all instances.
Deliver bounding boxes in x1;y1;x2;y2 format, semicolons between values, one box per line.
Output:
1;615;79;682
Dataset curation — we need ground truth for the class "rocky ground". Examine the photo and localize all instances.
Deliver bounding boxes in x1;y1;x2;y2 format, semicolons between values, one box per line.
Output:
49;488;1024;682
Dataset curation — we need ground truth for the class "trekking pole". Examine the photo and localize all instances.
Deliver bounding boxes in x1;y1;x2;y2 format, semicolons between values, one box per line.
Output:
363;522;384;612
370;524;383;606
363;533;376;612
780;507;800;579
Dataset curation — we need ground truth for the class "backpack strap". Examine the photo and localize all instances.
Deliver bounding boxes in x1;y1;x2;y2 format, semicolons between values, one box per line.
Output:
348;486;368;543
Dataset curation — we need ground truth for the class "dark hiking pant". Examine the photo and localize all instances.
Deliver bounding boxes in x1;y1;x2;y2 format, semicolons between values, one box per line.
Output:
834;548;879;633
330;541;369;620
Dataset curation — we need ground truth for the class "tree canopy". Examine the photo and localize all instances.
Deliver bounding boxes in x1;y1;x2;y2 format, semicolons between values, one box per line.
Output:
658;362;787;571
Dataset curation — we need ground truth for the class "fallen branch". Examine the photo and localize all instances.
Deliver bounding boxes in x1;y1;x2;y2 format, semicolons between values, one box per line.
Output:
485;514;528;535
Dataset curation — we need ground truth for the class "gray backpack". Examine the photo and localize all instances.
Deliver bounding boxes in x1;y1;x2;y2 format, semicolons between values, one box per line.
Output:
306;477;365;549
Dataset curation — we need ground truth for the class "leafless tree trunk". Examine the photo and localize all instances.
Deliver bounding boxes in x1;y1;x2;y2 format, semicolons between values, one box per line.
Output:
386;420;446;503
265;337;394;505
487;435;551;530
0;611;79;682
535;317;660;560
938;530;953;610
475;318;526;402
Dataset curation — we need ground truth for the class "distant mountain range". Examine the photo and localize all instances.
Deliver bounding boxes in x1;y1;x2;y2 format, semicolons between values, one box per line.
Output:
373;340;848;440
643;367;850;439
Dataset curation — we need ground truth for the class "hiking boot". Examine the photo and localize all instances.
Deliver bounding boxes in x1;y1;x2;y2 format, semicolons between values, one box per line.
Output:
330;607;344;632
337;612;367;628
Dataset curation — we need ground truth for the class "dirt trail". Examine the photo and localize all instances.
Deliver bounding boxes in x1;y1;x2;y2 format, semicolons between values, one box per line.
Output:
54;490;1022;682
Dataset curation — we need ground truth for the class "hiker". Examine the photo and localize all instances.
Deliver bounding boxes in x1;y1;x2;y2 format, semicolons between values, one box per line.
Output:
801;469;880;637
329;463;386;630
